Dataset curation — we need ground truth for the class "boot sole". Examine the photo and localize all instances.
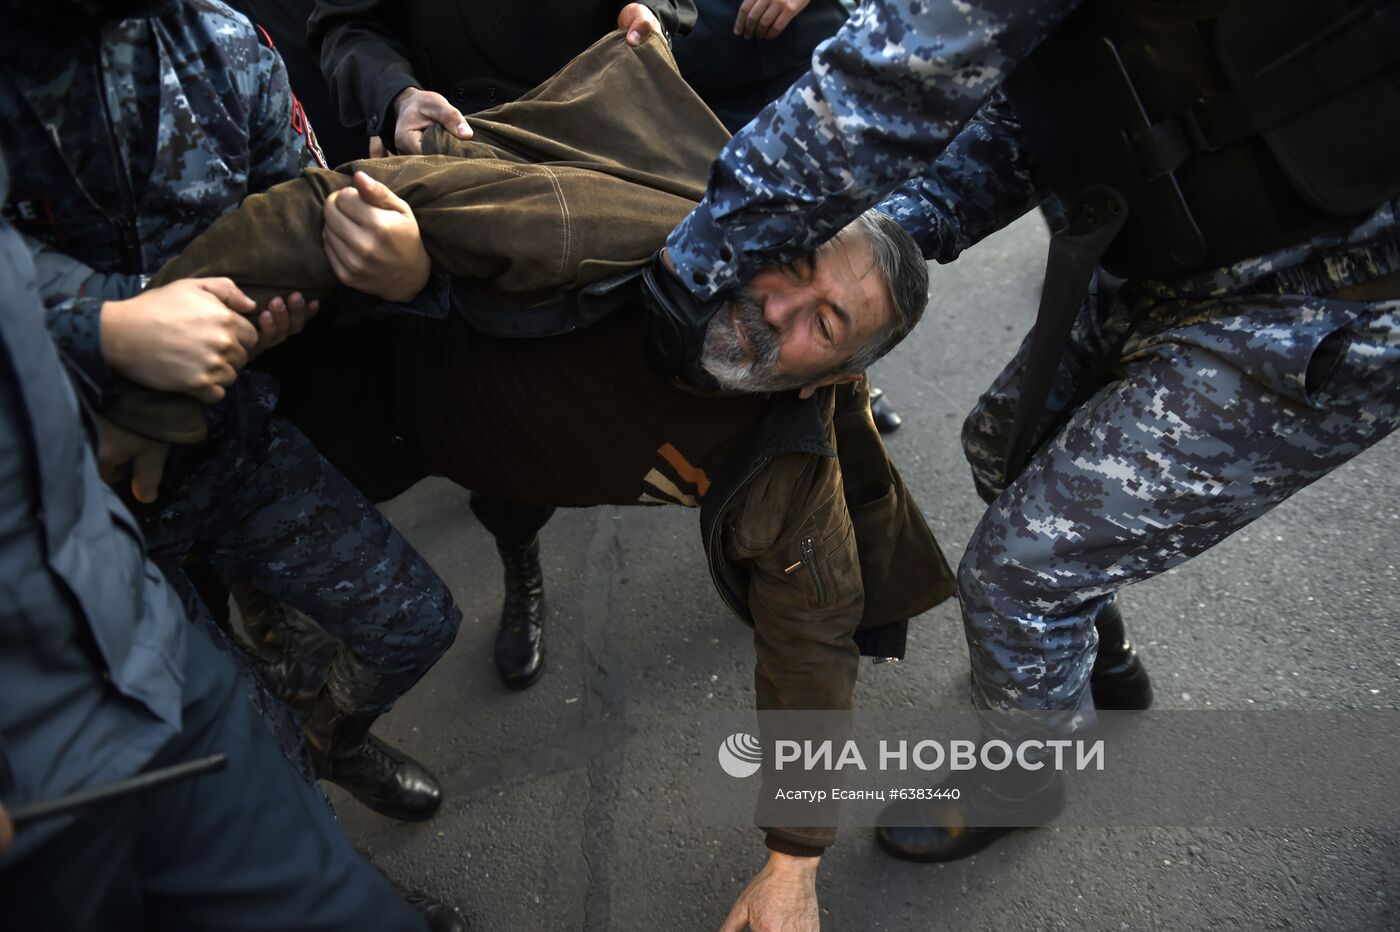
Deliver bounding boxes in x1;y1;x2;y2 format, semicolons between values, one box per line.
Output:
497;653;546;691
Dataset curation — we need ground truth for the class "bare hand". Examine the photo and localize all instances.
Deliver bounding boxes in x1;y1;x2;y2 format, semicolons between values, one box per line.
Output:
96;414;170;504
390;87;471;155
249;291;319;361
369;136;388;158
323;171;432;302
618;3;663;44
719;852;820;932
101;278;259;404
735;0;810;39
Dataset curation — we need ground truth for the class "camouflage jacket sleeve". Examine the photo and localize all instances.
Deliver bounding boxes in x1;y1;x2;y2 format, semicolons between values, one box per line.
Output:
875;91;1049;264
664;0;1078;299
247;26;327;192
42;295;118;402
22;233;146;305
20;236;122;400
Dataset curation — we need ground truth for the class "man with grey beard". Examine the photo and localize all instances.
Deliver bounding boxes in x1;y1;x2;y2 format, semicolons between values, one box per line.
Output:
694;216;915;396
249;201;954;866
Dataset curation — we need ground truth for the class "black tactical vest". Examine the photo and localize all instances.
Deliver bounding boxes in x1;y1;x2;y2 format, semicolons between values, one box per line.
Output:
1002;0;1400;279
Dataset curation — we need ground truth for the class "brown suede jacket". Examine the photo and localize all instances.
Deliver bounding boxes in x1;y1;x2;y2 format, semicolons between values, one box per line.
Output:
146;30;956;854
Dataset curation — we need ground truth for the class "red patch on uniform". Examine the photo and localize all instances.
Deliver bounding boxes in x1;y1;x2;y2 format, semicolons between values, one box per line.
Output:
291;98;329;169
3;193;61;245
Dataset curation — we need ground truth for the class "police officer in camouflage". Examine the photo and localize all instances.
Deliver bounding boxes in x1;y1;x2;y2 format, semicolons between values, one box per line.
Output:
0;0;464;827
644;0;1400;926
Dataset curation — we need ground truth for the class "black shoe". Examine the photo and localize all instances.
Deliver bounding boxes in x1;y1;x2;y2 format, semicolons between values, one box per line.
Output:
305;693;443;821
366;854;469;931
230;579;339;709
1090;603;1154;711
494;536;545;691
398;888;469;932
876;814;1019;863
876;769;1063;863
869;387;902;434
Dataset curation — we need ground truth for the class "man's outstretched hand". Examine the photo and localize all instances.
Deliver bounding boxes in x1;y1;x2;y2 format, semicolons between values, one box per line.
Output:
388;87;473;155
719;851;820;932
323;171;432;302
618;3;663;44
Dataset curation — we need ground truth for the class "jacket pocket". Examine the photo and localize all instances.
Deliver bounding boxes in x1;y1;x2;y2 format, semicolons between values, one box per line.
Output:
799;536;827;604
783;496;857;613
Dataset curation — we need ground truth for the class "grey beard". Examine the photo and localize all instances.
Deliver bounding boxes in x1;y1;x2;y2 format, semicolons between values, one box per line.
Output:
698;287;810;394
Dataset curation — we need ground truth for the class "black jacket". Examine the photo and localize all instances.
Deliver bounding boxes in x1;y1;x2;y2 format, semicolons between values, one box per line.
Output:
308;0;697;143
673;0;849;134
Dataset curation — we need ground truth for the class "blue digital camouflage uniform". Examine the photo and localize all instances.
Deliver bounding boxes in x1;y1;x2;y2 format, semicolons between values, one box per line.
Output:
0;0;459;717
664;0;1400;714
664;0;1078;296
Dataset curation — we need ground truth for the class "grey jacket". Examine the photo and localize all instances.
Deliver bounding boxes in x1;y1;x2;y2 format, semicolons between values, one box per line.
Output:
0;158;187;866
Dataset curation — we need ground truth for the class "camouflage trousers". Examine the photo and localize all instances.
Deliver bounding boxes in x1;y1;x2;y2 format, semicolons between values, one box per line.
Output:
125;373;461;716
960;223;1400;713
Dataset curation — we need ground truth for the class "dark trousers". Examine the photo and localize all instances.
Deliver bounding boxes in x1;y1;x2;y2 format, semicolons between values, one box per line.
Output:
0;620;427;932
261;311;556;549
125;375;460;715
470;493;553;548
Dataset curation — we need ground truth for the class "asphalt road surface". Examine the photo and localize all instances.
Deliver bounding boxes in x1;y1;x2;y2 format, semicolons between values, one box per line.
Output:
333;214;1400;931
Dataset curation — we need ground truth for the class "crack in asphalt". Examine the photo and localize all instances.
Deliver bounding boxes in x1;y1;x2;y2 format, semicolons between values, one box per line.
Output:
579;507;630;931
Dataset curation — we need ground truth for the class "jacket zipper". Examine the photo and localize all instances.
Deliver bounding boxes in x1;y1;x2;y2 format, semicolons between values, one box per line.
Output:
93;34;142;274
705;455;773;621
800;537;826;604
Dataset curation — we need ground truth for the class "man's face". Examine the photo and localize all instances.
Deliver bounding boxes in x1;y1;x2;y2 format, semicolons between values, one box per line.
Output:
699;227;893;394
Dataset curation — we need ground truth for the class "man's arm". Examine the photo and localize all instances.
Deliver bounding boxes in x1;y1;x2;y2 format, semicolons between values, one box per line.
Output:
308;0;471;155
876;90;1050;264
311;2;693;155
665;0;1078;300
721;445;865;929
637;0;697;40
246;21;328;188
725;446;864;708
22;233;146;305
308;0;420;144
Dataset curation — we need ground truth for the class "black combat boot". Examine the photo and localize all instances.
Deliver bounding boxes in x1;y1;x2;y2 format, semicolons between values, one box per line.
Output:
494;536;545;690
304;690;443;821
876;766;1064;863
869;386;902;434
1090;602;1154;711
230;579;339;710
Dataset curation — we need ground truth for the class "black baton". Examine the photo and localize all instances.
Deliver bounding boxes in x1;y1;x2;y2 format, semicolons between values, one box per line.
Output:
6;753;228;829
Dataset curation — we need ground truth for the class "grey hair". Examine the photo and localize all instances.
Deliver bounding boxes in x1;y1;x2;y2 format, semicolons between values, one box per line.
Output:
838;208;929;374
